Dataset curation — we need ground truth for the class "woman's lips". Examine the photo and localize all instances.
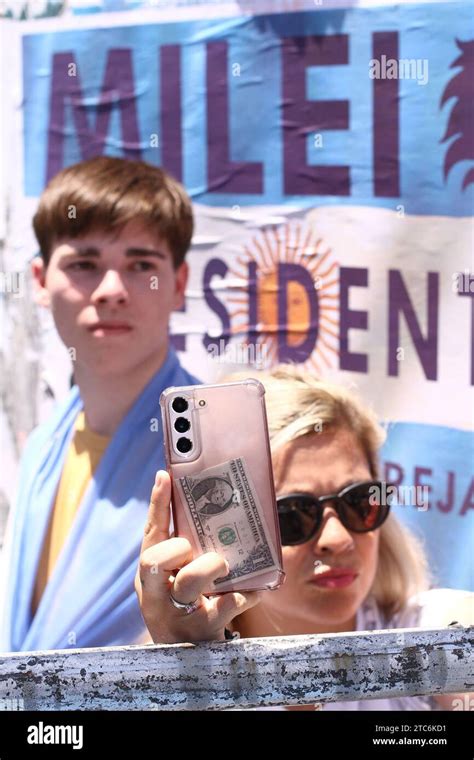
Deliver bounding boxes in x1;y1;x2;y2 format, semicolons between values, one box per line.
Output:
310;572;358;589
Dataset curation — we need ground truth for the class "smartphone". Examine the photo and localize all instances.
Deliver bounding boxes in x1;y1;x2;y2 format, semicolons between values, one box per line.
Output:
160;378;285;594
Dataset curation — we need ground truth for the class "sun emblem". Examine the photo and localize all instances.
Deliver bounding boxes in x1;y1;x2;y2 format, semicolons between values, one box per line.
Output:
226;222;339;375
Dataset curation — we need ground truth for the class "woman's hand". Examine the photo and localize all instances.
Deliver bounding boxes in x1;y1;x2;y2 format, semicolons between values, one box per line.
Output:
135;470;261;644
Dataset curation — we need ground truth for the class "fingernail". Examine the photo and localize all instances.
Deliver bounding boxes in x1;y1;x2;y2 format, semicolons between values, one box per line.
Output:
155;471;161;486
225;560;231;574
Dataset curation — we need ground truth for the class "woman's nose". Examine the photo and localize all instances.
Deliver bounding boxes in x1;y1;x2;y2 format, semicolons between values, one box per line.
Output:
312;506;355;555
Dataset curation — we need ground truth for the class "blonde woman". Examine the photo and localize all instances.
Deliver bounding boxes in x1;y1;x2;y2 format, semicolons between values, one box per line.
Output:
136;366;473;710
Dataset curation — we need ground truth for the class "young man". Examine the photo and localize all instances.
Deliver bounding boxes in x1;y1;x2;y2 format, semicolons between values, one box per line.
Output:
0;156;200;652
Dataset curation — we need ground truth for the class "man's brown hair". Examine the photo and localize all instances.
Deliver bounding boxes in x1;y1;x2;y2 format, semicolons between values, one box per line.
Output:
33;156;194;268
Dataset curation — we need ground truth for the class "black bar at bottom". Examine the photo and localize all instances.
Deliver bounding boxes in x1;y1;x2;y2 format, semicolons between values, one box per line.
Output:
0;709;471;757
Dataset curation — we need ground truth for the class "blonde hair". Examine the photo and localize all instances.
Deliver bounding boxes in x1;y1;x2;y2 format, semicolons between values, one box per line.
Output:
225;364;431;618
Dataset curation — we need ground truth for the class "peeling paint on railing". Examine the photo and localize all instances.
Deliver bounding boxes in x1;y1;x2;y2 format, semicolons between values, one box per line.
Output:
0;626;472;711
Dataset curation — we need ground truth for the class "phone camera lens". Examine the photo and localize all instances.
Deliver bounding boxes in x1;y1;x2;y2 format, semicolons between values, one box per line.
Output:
174;417;190;433
172;396;188;413
177;437;192;454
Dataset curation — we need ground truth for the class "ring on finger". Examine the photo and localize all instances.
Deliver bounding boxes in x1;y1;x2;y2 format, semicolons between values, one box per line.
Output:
169;591;203;615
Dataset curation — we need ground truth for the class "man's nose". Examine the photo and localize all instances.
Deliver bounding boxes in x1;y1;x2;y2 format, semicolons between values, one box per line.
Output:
91;270;129;306
312;506;355;556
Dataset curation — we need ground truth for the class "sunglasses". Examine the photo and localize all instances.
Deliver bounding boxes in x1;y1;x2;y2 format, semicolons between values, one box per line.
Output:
277;480;392;546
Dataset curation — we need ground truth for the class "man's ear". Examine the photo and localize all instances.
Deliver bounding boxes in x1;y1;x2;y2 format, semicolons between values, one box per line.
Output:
31;257;51;308
173;261;188;311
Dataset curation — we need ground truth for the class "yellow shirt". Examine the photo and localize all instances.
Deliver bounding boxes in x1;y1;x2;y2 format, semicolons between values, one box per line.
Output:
31;412;111;616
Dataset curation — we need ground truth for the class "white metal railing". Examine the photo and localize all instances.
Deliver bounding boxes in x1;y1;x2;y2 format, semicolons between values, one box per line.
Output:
0;626;471;710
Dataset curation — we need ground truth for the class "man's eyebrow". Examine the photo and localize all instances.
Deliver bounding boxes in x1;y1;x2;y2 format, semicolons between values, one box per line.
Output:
125;247;168;259
63;246;168;259
66;246;100;258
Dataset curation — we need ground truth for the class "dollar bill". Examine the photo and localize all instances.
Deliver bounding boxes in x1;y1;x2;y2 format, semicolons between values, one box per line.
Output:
177;457;278;586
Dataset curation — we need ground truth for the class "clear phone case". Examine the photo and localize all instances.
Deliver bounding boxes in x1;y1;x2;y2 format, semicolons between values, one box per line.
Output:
160;378;285;594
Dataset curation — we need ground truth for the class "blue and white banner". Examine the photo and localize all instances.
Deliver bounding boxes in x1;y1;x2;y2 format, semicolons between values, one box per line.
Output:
6;0;474;589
